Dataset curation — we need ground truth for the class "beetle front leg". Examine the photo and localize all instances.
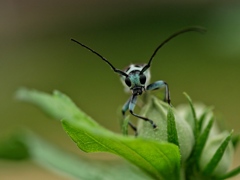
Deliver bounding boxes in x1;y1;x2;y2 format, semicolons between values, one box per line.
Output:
122;97;137;132
129;95;157;129
146;80;171;105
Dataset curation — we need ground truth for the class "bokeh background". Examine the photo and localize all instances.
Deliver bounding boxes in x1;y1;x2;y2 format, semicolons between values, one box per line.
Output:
0;1;240;179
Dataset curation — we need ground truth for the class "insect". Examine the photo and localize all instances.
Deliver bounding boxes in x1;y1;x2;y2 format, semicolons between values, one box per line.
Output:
71;27;205;133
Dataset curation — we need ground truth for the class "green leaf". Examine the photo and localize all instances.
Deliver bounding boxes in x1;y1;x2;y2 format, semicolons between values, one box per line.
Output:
167;106;179;147
16;88;98;127
216;166;240;179
16;88;181;180
195;116;214;168
198;107;213;132
232;134;240;148
183;92;199;140
203;130;234;175
0;135;29;160
185;116;214;178
62;119;181;180
0;132;152;180
122;115;130;136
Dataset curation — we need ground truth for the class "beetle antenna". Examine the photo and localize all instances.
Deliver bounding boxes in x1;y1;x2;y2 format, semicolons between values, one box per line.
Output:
71;38;128;77
140;26;206;74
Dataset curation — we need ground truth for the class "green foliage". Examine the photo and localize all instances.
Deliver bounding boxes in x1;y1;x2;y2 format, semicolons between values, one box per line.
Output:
203;130;233;175
217;166;240;180
121;115;130;136
0;135;29;160
167;106;179;147
0;132;153;180
183;92;199;140
16;88;98;127
232;134;240;148
62;120;180;180
0;88;238;180
15;88;181;180
195;116;214;169
182;94;235;179
137;96;194;162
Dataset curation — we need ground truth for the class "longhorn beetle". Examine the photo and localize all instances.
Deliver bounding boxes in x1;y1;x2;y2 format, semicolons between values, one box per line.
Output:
71;27;206;133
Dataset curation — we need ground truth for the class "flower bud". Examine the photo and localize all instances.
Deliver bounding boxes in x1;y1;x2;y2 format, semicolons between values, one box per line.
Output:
137;96;194;162
177;103;234;176
199;131;234;176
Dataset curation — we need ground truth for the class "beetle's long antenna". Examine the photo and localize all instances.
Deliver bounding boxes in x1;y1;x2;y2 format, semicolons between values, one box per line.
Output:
140;26;206;74
71;38;128;77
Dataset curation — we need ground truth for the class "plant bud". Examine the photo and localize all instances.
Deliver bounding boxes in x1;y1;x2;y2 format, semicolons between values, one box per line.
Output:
177;103;234;176
137;96;194;162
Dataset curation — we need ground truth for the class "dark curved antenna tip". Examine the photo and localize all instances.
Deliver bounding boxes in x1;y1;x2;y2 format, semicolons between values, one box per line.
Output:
71;38;128;77
188;26;207;33
140;26;207;74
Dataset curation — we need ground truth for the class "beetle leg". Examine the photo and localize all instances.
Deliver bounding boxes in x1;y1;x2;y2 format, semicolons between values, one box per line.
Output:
122;97;137;132
129;94;157;129
146;80;171;105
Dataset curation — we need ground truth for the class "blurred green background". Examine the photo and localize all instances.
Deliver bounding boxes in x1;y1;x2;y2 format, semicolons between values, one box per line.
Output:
0;1;240;179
